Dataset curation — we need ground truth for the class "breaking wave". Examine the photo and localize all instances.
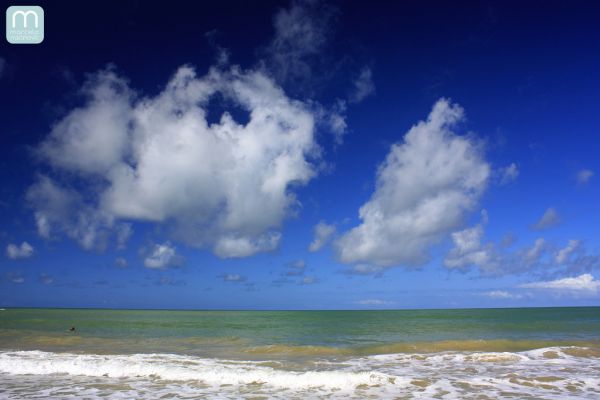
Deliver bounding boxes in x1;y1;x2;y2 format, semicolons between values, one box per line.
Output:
1;346;599;399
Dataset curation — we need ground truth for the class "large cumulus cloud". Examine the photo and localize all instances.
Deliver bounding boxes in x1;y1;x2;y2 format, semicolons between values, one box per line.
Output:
28;66;322;257
335;99;490;267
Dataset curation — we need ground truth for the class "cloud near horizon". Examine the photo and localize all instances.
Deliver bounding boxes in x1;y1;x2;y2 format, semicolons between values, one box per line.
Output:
520;274;600;295
354;299;394;306
335;99;490;268
482;290;523;299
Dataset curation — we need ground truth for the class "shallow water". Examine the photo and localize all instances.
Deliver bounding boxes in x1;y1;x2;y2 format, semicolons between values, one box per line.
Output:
1;307;599;398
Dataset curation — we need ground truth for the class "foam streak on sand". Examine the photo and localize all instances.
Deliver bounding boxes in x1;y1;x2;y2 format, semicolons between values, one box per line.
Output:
1;347;599;399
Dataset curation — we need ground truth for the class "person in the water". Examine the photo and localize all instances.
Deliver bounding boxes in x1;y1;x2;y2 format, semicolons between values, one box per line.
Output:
69;326;76;332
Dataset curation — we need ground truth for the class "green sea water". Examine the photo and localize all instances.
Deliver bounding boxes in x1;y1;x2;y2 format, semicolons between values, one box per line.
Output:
1;307;599;358
1;307;599;398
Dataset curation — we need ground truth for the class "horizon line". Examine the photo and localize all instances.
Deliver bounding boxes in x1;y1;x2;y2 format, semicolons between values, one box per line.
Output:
2;305;598;312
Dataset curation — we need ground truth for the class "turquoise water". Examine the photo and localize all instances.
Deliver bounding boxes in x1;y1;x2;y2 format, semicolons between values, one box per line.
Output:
2;307;599;355
1;307;599;398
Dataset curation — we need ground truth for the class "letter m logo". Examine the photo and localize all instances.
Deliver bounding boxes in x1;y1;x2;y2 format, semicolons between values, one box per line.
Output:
6;6;44;44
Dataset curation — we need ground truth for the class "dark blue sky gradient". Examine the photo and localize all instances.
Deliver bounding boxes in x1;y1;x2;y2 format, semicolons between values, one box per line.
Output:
1;0;599;309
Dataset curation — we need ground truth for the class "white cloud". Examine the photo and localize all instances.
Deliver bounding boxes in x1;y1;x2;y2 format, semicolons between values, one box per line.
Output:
531;207;560;230
6;242;34;259
555;240;599;274
6;272;24;284
27;176;114;250
335;99;490;267
31;65;325;257
556;239;580;264
443;210;596;277
38;70;134;175
301;276;316;284
520;274;600;295
221;273;246;282
445;223;598;277
308;221;336;252
354;299;394;306
115;223;132;250
577;169;594;184
498;163;519;184
213;232;281;258
143;242;180;269
322;100;348;145
349;66;375;103
523;238;546;264
444;218;498;274
482;290;523;299
264;0;334;88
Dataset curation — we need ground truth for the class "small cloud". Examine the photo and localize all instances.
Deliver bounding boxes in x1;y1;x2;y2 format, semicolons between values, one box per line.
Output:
204;29;230;66
444;222;497;273
143;242;181;269
576;169;594;185
39;273;54;285
6;242;34;259
520;273;600;295
308;221;335;253
349;66;375;103
6;272;24;284
323;100;348;145
301;276;317;285
346;264;385;276
523;238;546;264
555;239;580;264
482;290;522;299
531;207;560;231
309;221;336;252
498;163;519;185
159;276;173;285
115;223;132;250
354;299;394;306
157;276;184;286
285;260;306;276
220;273;247;283
263;0;336;90
115;257;128;268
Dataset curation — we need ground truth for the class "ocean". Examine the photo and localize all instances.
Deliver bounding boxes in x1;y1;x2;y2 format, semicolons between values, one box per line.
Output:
0;307;599;399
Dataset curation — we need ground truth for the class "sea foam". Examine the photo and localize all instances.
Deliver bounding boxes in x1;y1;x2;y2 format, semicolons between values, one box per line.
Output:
1;347;599;399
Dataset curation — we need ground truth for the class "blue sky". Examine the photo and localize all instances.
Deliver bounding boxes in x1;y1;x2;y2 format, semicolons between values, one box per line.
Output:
1;0;599;309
